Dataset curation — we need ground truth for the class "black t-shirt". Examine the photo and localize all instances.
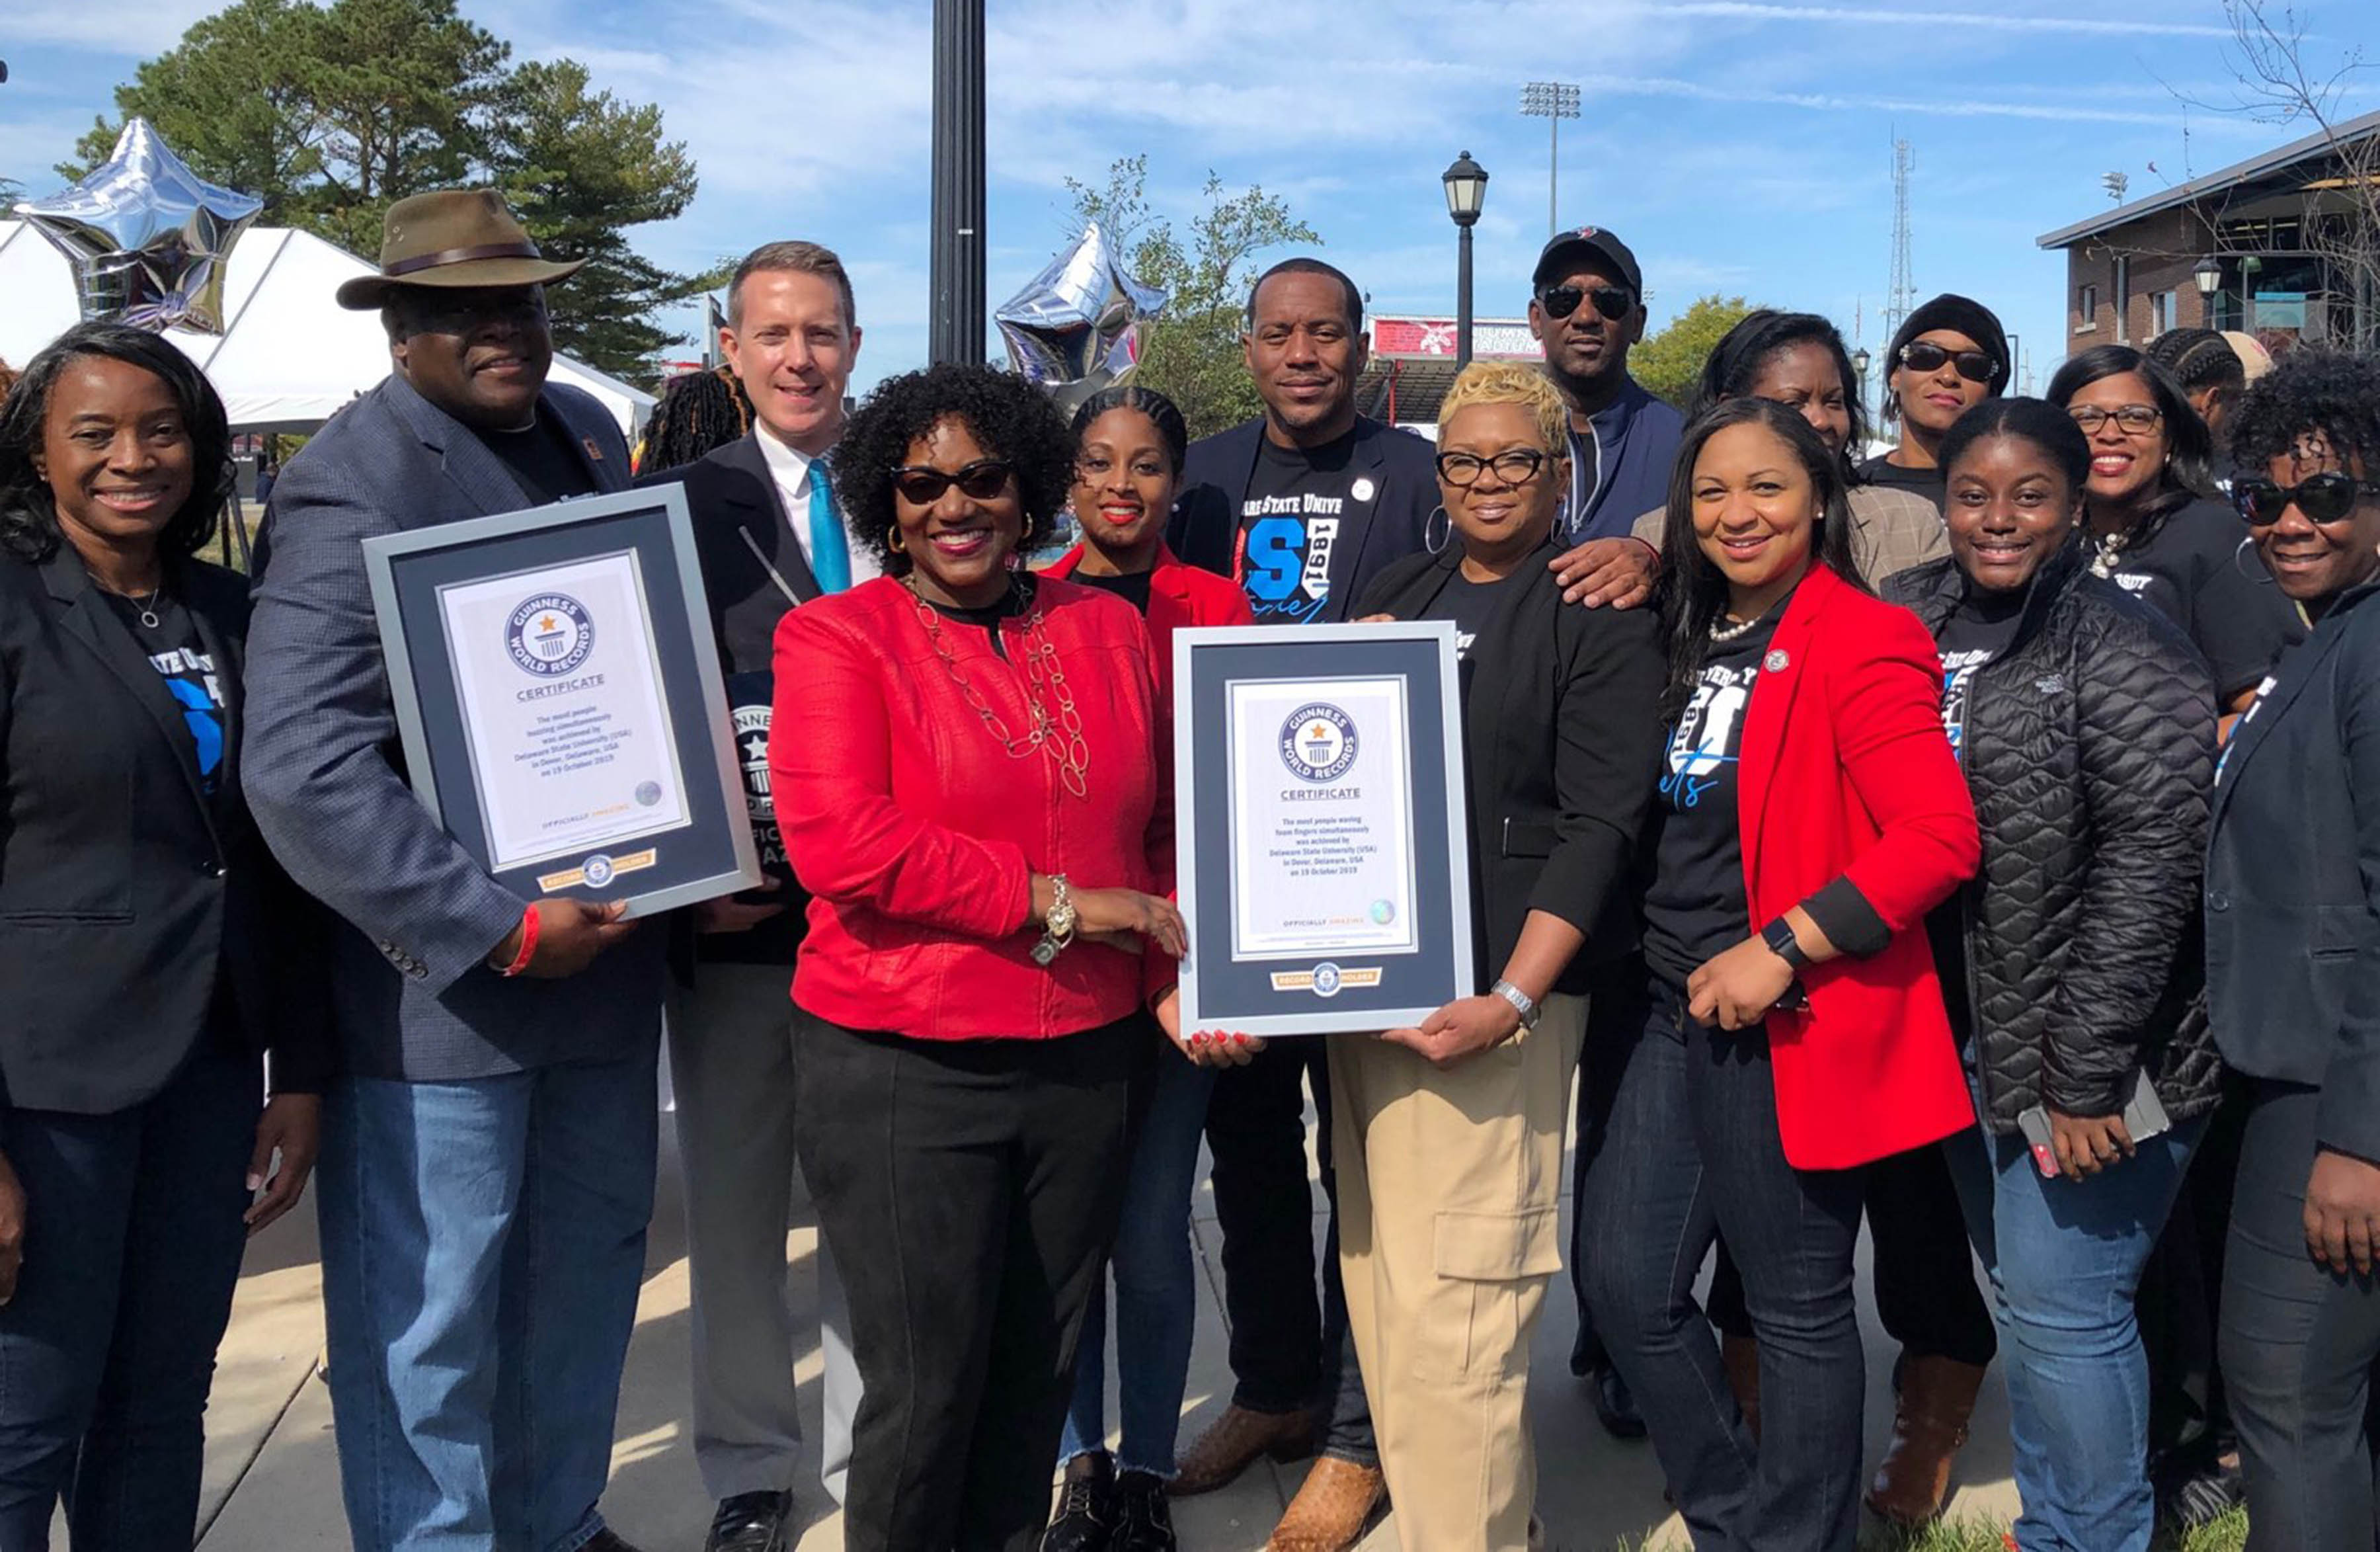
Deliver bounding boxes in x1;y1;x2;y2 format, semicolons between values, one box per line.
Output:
1858;455;1946;514
1642;610;1782;988
2095;497;2305;701
1935;587;2025;766
101;591;227;804
1239;429;1360;626
1070;567;1155;614
483;413;600;507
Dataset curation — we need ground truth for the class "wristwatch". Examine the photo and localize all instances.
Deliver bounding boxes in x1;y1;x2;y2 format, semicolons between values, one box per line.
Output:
1489;979;1542;1031
1033;874;1077;967
1761;917;1810;971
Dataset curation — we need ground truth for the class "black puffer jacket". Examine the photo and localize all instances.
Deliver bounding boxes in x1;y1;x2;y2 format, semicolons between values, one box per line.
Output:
1887;547;2225;1130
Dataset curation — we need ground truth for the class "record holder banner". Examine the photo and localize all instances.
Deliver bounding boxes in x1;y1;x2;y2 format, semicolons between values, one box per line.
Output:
1173;623;1474;1036
364;486;760;917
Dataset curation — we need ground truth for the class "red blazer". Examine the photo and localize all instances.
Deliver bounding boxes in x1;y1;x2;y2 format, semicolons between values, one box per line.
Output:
1042;542;1256;696
770;575;1173;1041
1737;563;1981;1168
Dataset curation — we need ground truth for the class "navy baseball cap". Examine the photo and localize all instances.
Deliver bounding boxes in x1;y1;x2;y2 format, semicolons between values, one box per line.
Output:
1532;225;1644;298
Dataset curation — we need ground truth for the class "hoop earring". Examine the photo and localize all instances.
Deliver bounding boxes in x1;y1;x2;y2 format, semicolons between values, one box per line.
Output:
1424;505;1451;553
2232;533;2278;587
889;527;906;553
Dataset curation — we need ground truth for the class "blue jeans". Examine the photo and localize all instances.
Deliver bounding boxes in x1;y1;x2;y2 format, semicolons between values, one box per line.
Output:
0;1046;258;1551
1576;973;1868;1552
319;1049;658;1552
1059;1053;1215;1477
1943;1111;2205;1552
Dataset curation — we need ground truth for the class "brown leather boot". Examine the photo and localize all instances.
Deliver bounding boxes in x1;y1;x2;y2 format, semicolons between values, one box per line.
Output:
1721;1332;1762;1443
1265;1457;1386;1552
1865;1354;1988;1526
1167;1405;1317;1496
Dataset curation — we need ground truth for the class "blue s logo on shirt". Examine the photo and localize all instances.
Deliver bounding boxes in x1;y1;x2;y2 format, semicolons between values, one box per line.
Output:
1241;515;1338;626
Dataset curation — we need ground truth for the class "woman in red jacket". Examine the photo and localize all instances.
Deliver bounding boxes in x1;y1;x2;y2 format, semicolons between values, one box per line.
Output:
1039;384;1253;1552
1575;398;1979;1552
770;364;1185;1552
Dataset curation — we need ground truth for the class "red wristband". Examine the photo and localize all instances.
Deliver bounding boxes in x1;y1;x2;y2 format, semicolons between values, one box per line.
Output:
498;903;539;977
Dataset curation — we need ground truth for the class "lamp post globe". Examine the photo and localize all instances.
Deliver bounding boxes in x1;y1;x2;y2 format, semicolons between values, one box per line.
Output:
2194;254;2223;327
1443;151;1488;370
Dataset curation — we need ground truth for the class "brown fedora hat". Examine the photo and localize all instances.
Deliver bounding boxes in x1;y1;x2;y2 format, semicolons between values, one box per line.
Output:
335;188;584;310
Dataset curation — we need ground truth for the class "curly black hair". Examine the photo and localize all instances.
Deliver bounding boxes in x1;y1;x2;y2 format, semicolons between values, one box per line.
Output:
827;363;1074;577
2226;349;2380;483
0;322;232;567
638;368;750;475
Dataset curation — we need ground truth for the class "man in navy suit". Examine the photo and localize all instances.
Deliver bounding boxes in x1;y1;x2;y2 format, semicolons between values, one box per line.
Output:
243;189;658;1552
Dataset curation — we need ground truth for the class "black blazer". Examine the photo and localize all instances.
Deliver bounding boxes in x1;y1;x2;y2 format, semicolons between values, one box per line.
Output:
638;433;822;678
1168;415;1440;624
2206;577;2380;1161
0;548;331;1115
1360;540;1667;993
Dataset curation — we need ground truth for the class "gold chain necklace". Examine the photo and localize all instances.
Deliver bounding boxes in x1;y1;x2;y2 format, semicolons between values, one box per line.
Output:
906;580;1091;799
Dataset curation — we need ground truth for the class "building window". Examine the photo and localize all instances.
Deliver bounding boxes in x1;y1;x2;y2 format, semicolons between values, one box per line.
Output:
2077;282;2098;331
2115;257;2131;344
2151;290;2176;335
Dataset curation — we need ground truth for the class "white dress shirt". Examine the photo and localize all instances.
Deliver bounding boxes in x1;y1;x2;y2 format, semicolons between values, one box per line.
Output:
753;423;882;586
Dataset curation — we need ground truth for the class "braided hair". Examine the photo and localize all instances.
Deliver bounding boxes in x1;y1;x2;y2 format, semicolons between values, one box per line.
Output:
638;367;752;474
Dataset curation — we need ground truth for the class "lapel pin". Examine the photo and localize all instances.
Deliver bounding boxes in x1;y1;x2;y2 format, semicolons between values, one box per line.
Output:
582;436;604;462
1764;648;1790;673
1351;477;1376;502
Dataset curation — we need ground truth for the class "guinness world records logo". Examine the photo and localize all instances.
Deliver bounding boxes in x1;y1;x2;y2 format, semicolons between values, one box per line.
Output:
506;594;594;677
1279;703;1358;782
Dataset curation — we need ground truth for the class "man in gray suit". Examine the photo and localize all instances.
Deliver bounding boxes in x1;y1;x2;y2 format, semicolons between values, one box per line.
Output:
244;188;658;1552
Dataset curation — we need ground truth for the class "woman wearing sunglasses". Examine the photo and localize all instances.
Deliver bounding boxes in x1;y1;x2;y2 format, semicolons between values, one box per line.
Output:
1864;294;2011;511
1578;398;1978;1552
2045;345;2301;728
770;363;1187;1551
2203;350;2380;1552
1340;361;1664;1551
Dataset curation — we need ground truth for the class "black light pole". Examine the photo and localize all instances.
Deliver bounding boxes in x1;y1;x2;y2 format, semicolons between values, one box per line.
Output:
2195;254;2223;329
929;0;986;364
1851;346;1872;432
1443;151;1489;370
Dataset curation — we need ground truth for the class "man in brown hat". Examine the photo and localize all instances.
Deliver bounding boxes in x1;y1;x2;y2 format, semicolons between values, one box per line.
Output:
243;187;656;1552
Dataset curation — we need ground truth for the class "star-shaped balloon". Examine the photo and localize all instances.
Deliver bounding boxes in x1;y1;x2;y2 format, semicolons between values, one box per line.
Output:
12;118;263;335
996;222;1168;411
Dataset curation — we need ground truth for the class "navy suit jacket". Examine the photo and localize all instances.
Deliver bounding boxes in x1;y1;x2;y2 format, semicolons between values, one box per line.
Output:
1165;414;1439;624
243;372;665;1082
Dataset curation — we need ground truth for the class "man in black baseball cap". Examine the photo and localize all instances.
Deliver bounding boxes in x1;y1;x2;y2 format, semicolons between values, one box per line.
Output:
1530;225;1684;612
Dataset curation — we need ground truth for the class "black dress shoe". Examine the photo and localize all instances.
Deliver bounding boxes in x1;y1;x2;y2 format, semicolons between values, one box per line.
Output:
1042;1452;1117;1552
703;1491;792;1552
1590;1362;1647;1440
1111;1468;1177;1552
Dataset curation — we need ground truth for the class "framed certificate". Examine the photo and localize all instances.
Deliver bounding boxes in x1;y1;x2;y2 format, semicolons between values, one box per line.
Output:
1173;622;1474;1036
364;485;761;917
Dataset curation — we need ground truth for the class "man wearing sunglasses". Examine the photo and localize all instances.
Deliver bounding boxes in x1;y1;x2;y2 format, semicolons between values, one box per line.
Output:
1527;226;1684;611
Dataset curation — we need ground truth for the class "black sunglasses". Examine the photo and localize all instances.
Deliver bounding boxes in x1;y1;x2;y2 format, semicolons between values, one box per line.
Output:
1539;283;1634;322
2234;470;2370;527
891;458;1014;505
1897;341;1998;384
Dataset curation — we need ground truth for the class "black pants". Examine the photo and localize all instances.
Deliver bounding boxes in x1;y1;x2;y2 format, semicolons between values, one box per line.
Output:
2140;1075;2249;1468
1203;1039;1376;1463
793;1014;1149;1552
2219;1079;2380;1552
1577;975;1869;1552
1704;1138;1999;1368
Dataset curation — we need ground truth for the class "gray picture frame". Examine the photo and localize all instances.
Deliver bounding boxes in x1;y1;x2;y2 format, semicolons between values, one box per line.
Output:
363;484;760;919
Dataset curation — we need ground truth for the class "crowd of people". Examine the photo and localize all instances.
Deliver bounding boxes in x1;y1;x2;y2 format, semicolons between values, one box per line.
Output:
0;180;2374;1552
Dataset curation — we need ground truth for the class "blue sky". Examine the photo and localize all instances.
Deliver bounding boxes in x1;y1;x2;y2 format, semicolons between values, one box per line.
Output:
7;0;2378;399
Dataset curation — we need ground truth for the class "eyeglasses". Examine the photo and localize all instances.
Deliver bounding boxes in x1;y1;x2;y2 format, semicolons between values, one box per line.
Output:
1435;448;1548;487
1897;341;1998;384
2069;404;2163;436
1538;284;1635;322
891;458;1014;505
2234;470;2371;526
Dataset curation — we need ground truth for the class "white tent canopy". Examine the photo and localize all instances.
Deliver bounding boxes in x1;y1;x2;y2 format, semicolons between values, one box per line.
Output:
0;219;656;436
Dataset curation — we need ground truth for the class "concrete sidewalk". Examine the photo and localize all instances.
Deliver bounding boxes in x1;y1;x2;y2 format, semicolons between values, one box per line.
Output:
190;1093;2021;1551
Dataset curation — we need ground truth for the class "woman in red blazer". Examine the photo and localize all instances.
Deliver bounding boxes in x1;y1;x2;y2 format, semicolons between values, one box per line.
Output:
1037;385;1253;1550
770;365;1185;1552
1575;397;1979;1552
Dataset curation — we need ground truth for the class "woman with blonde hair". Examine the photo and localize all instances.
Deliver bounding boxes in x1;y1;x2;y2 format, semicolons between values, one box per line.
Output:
1338;359;1666;1548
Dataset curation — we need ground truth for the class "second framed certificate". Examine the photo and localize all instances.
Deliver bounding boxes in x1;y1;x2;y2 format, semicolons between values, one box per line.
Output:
1173;622;1474;1036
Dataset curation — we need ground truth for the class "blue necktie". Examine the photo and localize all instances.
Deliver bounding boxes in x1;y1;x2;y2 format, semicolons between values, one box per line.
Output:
807;464;852;594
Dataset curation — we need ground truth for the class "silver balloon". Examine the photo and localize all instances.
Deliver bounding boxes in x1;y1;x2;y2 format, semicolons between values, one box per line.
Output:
13;118;263;335
996;222;1167;411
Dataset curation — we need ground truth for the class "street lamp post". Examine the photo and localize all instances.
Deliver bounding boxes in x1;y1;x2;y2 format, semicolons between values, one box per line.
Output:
2194;254;2223;329
1519;82;1580;240
928;0;986;365
1851;346;1872;434
1443;151;1489;370
2006;332;2021;395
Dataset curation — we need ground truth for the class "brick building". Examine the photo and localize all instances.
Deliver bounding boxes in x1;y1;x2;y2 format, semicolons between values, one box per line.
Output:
2038;108;2380;354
